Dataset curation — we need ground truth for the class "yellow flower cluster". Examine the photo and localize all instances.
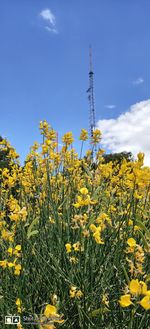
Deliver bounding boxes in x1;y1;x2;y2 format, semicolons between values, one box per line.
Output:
69;286;83;299
65;241;81;253
79;129;88;141
119;279;150;310
0;121;149;327
73;187;97;208
126;238;145;275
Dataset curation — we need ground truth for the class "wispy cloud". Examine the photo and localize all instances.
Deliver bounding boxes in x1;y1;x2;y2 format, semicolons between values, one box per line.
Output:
132;77;144;85
105;105;116;109
39;9;58;34
45;26;58;34
97;99;150;166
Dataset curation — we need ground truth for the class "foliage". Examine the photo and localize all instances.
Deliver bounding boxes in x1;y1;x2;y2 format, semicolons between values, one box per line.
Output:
0;122;150;329
0;136;19;169
103;151;133;165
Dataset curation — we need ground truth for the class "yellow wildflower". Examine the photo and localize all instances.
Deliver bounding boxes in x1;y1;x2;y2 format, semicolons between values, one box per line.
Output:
102;294;109;307
7;247;13;255
14;264;21;275
129;279;141;295
8;262;14;268
89;224;97;233
79;129;88;141
127;238;136;248
65;243;72;253
19;207;27;221
119;294;133;307
93;231;104;244
43;304;64;324
44;305;57;318
140;281;147;295
16;298;22;313
91;129;102;144
15;245;21;251
79;187;88;195
69;286;77;298
69;256;78;264
73;241;80;252
76;290;83;298
62;132;74;145
138;296;150;310
0;260;7;268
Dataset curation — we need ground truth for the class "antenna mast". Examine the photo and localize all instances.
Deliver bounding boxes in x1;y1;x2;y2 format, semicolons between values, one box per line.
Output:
87;45;96;158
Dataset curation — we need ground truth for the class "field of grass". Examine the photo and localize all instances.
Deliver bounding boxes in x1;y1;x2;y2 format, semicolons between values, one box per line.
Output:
0;121;150;328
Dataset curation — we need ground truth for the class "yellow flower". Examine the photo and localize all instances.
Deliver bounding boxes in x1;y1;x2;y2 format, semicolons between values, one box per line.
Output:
43;304;64;324
44;305;57;318
127;238;136;248
76;290;83;298
19;207;27;221
17;325;23;329
15;245;21;251
79;129;88;141
73;241;80;252
89;224;97;233
69;256;78;264
119;294;133;307
14;264;21;275
7;247;13;255
62;132;74;145
16;298;21;306
70;286;83;298
69;286;77;298
137;152;144;166
16;298;22;313
8;262;14;268
93;231;104;244
91;129;102;144
0;260;7;268
65;243;72;253
139;281;147;295
102;294;109;307
138;296;150;310
129;279;141;295
79;187;88;195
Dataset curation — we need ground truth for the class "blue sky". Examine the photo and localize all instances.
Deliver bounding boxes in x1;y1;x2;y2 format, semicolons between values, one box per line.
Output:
0;0;150;164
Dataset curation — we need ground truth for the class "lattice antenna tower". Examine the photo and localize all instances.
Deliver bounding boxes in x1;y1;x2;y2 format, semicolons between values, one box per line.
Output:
87;46;96;158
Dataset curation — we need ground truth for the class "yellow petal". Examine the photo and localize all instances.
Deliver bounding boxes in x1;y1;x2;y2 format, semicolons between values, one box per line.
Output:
127;238;136;247
129;279;141;295
138;296;150;310
119;294;133;307
44;305;57;318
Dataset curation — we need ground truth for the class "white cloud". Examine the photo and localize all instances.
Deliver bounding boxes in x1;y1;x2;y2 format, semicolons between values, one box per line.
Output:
132;77;144;85
40;9;55;26
45;26;58;34
39;9;58;33
105;105;116;109
97;99;150;166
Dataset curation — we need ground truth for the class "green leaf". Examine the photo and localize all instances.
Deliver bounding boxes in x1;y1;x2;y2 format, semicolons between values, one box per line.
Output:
27;217;38;238
89;307;109;317
27;230;39;240
135;219;150;239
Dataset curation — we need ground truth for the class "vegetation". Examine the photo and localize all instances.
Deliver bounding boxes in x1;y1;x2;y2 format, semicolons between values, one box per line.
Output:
103;151;133;165
0;122;150;329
